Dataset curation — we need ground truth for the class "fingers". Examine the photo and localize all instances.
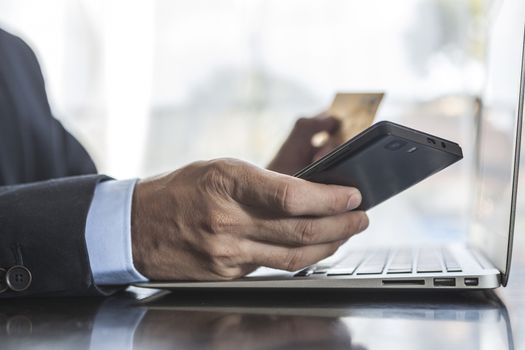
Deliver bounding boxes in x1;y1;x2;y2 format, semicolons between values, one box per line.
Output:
291;114;340;139
249;211;369;246
242;239;345;271
233;167;362;216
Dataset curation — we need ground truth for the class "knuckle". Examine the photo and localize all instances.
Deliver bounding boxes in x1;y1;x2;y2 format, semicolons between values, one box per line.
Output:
327;193;343;214
200;159;243;193
275;181;296;214
284;249;306;271
204;158;252;199
296;220;317;245
203;159;229;182
203;209;233;234
204;240;241;276
209;237;233;258
204;240;244;280
198;165;223;194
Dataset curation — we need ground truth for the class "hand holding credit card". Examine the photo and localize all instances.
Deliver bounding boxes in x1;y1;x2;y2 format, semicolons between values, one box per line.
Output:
328;92;384;144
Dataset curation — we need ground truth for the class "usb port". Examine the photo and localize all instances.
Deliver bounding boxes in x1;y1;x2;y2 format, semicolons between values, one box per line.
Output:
433;278;456;287
464;278;479;286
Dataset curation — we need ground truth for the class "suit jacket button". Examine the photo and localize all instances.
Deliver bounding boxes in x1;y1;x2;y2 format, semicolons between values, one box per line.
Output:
6;266;32;292
0;268;7;294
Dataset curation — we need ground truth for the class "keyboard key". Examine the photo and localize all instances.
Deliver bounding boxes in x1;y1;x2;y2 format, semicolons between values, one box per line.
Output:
445;265;462;272
443;249;462;272
417;249;443;273
328;250;367;275
327;268;358;276
356;250;389;275
417;264;442;273
387;249;413;274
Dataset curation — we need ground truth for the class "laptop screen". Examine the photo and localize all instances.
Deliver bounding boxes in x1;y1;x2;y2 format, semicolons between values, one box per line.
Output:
469;0;525;285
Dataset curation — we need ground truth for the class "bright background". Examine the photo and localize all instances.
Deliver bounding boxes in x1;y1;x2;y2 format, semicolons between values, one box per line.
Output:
0;0;488;175
0;0;522;249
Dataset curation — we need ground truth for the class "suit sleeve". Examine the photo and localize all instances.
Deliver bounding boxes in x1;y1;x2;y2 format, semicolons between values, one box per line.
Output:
0;30;97;182
0;30;126;297
0;175;118;297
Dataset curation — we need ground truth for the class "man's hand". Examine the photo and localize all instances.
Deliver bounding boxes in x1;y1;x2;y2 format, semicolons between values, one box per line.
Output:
131;159;368;281
267;112;341;176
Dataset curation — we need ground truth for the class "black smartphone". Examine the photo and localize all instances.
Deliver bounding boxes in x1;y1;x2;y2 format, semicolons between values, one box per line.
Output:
295;121;463;211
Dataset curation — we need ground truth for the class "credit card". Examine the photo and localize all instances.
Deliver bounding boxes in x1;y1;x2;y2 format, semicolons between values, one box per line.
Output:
329;92;384;143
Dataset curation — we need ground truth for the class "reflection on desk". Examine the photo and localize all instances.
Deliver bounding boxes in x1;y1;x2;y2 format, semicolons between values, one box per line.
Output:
0;288;514;350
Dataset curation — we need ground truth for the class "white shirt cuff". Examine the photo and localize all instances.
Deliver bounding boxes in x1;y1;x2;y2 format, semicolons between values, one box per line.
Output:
85;178;148;285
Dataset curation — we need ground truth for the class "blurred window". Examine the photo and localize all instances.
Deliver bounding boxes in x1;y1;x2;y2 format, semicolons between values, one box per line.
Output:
0;0;496;243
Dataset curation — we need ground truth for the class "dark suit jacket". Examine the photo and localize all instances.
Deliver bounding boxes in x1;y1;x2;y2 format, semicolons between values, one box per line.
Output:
0;29;110;297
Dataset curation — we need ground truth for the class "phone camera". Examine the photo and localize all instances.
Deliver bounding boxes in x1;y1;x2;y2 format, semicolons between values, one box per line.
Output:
385;140;407;151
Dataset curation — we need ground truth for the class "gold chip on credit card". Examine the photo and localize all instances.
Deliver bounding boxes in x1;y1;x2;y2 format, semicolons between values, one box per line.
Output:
329;92;384;143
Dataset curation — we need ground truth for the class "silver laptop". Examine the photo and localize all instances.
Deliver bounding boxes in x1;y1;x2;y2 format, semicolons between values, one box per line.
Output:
137;5;525;291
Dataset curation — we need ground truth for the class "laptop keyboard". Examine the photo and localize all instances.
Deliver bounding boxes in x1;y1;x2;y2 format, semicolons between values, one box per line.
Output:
387;249;413;274
295;247;462;277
